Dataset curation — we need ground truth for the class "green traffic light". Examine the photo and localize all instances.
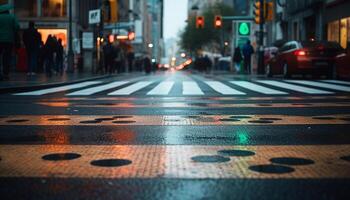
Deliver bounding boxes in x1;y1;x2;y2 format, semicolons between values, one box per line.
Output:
238;22;250;36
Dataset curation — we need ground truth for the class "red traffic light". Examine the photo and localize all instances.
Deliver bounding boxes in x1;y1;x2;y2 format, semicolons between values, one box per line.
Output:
128;31;135;40
196;16;204;29
214;15;222;29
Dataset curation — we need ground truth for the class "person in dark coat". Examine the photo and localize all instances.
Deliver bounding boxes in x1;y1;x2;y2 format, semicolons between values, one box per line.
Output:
143;55;152;74
23;21;41;75
56;38;64;75
0;4;19;80
203;55;212;73
103;40;116;74
233;46;243;73
43;35;55;77
127;51;135;73
242;40;255;74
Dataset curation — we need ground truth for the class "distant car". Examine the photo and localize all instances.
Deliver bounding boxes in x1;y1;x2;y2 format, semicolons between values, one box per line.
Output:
334;48;350;79
266;41;343;78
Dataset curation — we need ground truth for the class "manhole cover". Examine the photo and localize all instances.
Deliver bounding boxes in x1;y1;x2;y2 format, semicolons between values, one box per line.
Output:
90;159;132;167
191;155;230;163
219;118;241;122
112;120;136;124
249;164;294;174
218;150;255;157
80;120;102;124
0;116;8;119
98;103;116;106
259;118;282;121
230;116;252;119
340;155;350;162
292;103;312;106
248;120;274;124
42;153;81;161
95;118;114;121
316;116;337;120
113;116;133;119
6;119;29;123
48;118;70;121
270;157;315;166
339;117;350;122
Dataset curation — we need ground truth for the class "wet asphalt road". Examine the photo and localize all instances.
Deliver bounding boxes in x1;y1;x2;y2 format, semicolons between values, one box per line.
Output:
0;71;350;200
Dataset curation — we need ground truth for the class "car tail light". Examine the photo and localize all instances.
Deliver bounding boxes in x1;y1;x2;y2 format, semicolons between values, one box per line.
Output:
294;50;307;56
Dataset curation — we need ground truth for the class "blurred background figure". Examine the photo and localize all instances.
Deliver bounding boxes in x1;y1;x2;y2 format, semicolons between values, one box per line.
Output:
0;4;19;80
233;46;243;74
43;35;55;77
242;40;255;74
56;38;64;75
23;21;41;76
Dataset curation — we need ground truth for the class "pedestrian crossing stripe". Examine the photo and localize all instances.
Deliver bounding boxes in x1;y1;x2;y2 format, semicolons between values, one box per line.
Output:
256;80;333;94
1;145;349;178
37;101;350;109
322;80;350;86
12;80;350;96
286;80;350;92
66;81;129;96
14;81;102;96
1;115;349;126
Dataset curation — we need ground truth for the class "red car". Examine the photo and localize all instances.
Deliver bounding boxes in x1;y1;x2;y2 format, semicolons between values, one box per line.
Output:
334;47;350;79
266;41;343;78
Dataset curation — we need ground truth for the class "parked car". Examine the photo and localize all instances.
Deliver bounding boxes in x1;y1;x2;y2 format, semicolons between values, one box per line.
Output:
266;41;343;78
334;46;350;79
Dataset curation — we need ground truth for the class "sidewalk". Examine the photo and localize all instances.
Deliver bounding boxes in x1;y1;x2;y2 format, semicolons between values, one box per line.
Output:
0;72;112;93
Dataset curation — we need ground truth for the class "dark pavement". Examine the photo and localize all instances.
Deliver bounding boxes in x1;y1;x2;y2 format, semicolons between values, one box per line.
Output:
0;71;350;200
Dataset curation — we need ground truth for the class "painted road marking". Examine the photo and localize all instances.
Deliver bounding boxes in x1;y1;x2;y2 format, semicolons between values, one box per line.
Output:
0;145;349;178
205;81;246;95
66;81;129;96
257;80;333;94
108;81;153;95
230;81;287;95
13;81;102;96
1;115;349;126
183;81;204;95
322;80;350;86
38;101;350;108
147;81;174;95
286;80;350;92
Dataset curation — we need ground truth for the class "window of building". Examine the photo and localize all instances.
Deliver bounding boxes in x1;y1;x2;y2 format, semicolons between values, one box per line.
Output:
340;18;347;49
14;0;37;17
42;0;66;17
328;20;340;43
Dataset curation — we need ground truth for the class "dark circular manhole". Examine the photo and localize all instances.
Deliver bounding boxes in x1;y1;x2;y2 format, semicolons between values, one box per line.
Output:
95;118;114;121
340;155;350;162
90;159;132;167
339;117;350;122
259;118;282;121
113;116;133;119
6;119;29;123
270;157;315;166
191;155;230;163
48;118;71;121
0;116;8;119
218;150;255;157
248;120;274;124
98;103;116;106
112;120;136;124
312;117;336;120
230;116;252;119
80;120;102;124
257;104;272;107
249;164;295;174
291;103;312;106
42;153;81;161
219;118;241;122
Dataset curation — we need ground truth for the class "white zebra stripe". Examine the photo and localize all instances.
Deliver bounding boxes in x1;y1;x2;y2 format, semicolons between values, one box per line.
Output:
257;80;333;94
147;81;175;95
286;80;350;92
183;81;204;95
205;81;246;95
66;81;128;96
230;81;287;95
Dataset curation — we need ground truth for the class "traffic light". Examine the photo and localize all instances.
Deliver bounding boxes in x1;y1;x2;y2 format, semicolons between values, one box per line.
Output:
102;0;118;23
238;22;251;36
196;16;204;29
214;15;222;29
265;2;274;21
254;1;262;24
128;31;135;41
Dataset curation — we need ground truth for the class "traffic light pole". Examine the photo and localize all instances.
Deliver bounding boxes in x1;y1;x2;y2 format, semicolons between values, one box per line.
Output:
67;0;74;73
257;0;265;75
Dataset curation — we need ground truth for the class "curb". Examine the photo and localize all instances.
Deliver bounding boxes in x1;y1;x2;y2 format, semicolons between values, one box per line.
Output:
0;74;114;94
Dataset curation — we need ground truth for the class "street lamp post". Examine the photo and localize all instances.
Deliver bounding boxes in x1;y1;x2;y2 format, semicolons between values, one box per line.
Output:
257;0;265;74
67;0;74;73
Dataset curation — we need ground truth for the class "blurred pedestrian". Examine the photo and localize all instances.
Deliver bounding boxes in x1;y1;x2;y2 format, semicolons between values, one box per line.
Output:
242;40;255;74
102;40;115;74
127;51;135;73
43;35;55;77
56;38;64;75
203;55;212;73
233;46;243;74
23;21;41;76
143;55;152;74
0;4;19;80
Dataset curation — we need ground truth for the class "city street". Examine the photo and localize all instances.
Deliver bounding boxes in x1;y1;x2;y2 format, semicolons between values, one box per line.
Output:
0;71;350;199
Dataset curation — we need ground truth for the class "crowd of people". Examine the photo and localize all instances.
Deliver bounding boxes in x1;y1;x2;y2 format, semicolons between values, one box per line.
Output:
0;4;66;80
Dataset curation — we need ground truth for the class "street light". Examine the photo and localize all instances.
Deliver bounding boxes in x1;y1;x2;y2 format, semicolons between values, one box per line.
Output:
148;43;154;48
181;53;186;58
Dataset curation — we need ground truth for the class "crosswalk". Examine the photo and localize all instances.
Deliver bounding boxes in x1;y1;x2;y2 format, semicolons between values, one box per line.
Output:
13;79;350;96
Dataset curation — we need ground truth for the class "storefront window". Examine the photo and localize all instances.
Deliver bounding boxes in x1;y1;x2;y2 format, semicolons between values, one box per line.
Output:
348;18;350;48
39;29;67;48
14;0;37;17
328;20;340;43
340;18;347;49
42;0;66;17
